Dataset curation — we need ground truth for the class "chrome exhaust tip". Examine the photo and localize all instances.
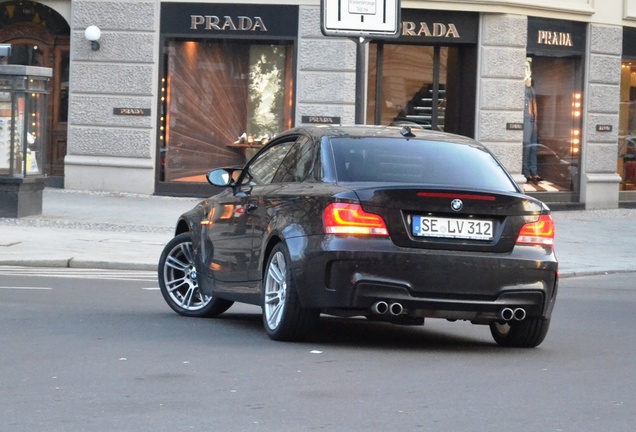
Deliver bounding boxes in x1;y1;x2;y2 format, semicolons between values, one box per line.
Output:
513;308;527;321
499;308;514;321
389;303;404;316
372;301;389;315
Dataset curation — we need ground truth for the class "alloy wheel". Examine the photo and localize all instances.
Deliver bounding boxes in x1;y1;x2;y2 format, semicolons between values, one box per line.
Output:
264;250;287;330
162;239;212;312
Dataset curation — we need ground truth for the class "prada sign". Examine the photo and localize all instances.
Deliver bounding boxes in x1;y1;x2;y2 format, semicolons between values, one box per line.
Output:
161;3;298;38
394;9;478;44
537;30;573;47
528;17;586;56
402;22;460;39
190;15;267;32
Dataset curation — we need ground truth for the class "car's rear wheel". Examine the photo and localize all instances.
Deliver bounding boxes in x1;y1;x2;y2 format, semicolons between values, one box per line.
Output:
262;243;318;341
489;318;550;348
158;232;233;318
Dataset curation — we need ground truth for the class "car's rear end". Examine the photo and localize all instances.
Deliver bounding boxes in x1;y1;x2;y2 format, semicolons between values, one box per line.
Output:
294;127;558;347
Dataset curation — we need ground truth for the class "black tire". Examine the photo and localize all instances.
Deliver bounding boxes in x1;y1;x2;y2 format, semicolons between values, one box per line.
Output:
262;243;319;341
158;232;233;318
489;318;551;348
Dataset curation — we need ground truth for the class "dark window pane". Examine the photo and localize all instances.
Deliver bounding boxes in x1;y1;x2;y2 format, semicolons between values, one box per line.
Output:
58;52;69;123
247;141;294;185
330;137;516;192
274;137;314;183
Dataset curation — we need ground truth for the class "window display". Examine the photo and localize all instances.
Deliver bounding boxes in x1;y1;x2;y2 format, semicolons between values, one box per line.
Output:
0;73;47;177
524;17;585;195
522;60;539;183
522;56;583;193
619;61;636;191
0;91;13;171
159;39;294;183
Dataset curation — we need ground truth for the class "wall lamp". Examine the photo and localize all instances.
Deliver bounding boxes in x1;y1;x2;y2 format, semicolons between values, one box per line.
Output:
85;25;101;51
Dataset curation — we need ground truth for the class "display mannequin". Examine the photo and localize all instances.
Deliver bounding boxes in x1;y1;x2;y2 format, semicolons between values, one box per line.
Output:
522;60;541;184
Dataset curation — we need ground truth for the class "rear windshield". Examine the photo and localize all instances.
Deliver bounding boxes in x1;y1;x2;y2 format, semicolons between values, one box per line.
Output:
329;137;517;192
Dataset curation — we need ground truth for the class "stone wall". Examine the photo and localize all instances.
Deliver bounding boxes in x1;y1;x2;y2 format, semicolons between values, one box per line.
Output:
296;6;357;125
476;14;528;181
581;24;622;209
65;0;159;193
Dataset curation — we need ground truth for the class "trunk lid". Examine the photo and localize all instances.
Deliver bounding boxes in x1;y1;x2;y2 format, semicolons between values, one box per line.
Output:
351;185;544;253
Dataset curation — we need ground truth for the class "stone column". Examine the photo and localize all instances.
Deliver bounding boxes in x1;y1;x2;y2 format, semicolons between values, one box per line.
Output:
296;6;357;125
581;24;622;209
476;14;528;183
66;0;159;194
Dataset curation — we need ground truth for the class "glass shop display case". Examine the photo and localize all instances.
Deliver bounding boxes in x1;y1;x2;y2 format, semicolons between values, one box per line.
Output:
0;65;50;177
0;64;51;218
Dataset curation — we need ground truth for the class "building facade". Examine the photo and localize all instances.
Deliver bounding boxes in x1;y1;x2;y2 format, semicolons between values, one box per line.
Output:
2;0;636;208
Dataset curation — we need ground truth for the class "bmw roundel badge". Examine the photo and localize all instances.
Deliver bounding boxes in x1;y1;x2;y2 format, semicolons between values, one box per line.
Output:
451;199;463;211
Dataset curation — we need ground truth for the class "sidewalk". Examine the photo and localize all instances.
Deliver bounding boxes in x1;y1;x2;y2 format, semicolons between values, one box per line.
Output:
0;188;634;277
0;188;199;271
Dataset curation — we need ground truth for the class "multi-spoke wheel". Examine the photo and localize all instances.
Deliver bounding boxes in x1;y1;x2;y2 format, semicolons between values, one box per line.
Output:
158;232;232;318
262;243;318;341
489;317;550;348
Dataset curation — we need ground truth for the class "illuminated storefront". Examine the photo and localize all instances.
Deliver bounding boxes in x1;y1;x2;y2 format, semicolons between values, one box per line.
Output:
521;18;586;200
157;3;297;195
620;27;636;195
366;9;478;138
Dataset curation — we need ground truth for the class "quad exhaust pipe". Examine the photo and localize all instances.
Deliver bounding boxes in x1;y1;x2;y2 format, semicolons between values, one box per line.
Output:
499;307;527;322
372;302;526;321
371;301;404;316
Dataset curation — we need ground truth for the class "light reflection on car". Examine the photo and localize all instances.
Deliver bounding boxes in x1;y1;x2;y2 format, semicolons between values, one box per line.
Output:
158;125;558;348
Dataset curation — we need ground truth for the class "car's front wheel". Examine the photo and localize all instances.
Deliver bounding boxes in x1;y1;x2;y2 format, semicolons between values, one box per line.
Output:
158;232;233;318
489;317;550;348
262;243;319;341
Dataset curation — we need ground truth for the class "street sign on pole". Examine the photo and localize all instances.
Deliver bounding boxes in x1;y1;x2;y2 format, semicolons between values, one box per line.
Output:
321;0;401;38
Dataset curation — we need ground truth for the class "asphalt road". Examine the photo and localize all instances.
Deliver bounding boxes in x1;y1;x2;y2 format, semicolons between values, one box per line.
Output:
1;268;635;432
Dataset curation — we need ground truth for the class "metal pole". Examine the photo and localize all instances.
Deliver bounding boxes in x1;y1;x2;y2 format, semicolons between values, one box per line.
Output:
355;37;367;125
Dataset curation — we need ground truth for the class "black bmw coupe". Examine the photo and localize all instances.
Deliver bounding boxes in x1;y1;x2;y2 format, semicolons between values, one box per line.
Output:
158;125;558;347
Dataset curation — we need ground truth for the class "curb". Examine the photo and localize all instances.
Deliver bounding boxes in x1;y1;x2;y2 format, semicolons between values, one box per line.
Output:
0;259;157;272
559;269;636;279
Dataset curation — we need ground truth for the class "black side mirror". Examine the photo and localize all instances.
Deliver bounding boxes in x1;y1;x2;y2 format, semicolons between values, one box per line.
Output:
207;169;233;187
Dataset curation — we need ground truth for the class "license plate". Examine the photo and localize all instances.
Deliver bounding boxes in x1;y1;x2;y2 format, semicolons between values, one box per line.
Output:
412;216;494;240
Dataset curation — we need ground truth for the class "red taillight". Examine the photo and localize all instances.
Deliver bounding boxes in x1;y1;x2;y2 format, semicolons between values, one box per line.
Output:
323;203;388;236
516;214;555;247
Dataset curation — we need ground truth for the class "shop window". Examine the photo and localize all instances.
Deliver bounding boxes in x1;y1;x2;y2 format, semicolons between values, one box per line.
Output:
366;42;476;137
367;44;449;131
159;39;294;183
522;56;583;192
619;61;636;191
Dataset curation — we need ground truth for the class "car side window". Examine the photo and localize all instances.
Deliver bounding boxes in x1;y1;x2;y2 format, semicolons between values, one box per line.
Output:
244;139;296;185
272;136;314;183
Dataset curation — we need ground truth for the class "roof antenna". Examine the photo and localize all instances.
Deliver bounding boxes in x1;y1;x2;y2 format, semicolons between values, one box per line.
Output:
400;125;415;138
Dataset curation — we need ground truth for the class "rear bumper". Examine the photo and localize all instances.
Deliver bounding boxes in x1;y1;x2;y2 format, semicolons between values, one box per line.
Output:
287;235;558;322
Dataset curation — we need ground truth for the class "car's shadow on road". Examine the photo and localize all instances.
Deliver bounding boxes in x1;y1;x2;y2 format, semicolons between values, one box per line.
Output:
207;310;504;353
312;317;496;351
